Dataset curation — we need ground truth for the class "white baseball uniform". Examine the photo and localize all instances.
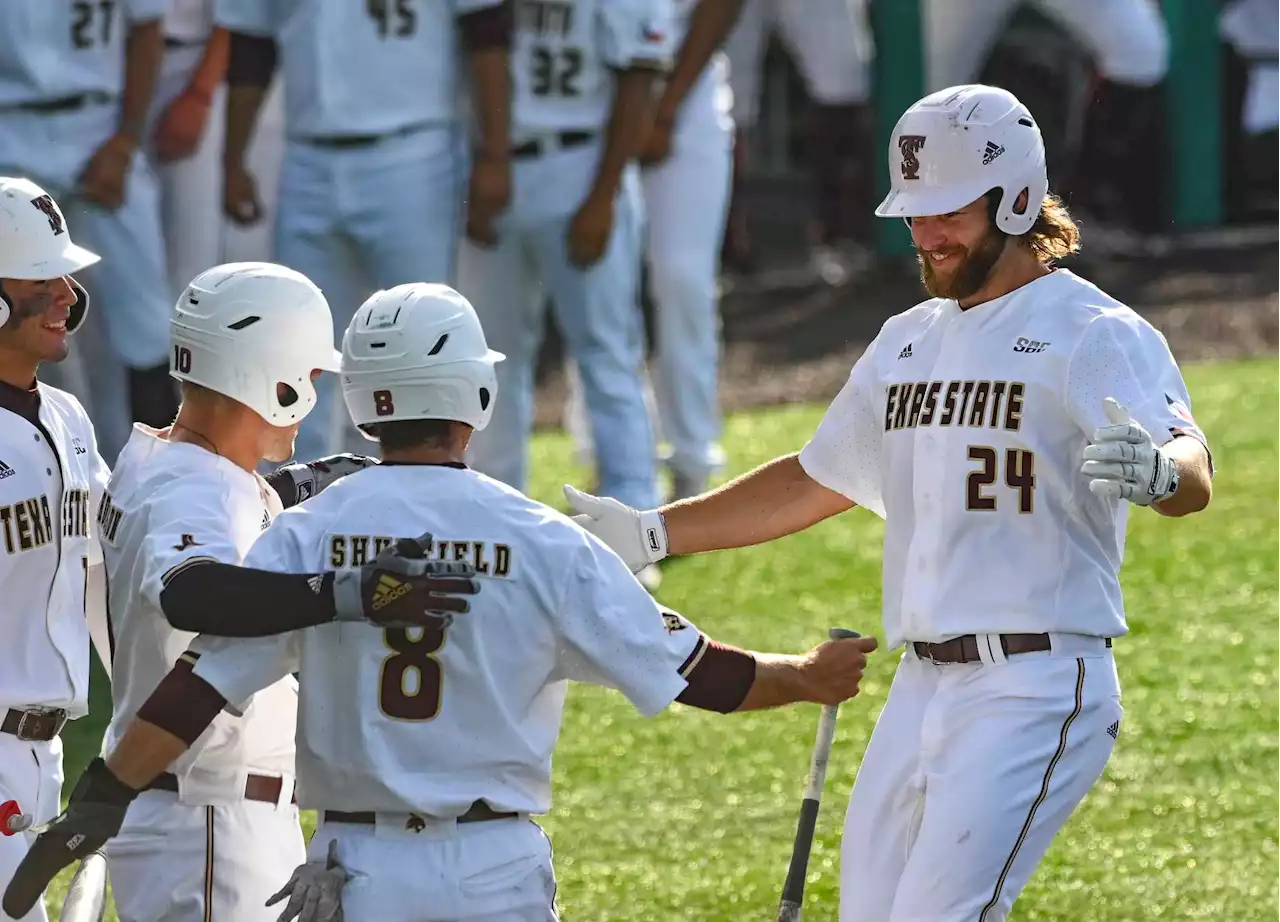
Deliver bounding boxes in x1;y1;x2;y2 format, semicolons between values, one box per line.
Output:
461;0;676;511
0;0;175;464
98;426;304;922
215;0;492;462
924;0;1169;92
147;0;226;303
0;382;111;922
182;462;707;921
797;268;1208;922
724;0;873;128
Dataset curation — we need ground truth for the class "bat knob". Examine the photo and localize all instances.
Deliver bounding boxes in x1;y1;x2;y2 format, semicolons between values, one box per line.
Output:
0;800;30;836
828;628;861;641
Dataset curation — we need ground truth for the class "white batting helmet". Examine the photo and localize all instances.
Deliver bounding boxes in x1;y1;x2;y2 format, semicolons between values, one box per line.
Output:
341;284;505;435
171;262;342;426
875;85;1049;236
0;176;99;333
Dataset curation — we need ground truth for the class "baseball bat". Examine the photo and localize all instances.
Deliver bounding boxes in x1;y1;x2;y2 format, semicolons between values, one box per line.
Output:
775;627;861;922
58;851;107;922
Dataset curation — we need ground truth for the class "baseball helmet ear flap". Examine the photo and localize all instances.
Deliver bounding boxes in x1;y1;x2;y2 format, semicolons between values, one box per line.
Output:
67;278;89;334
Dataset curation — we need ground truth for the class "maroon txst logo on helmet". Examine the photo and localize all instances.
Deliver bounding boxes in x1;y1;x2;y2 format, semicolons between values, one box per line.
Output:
897;135;927;181
30;194;66;236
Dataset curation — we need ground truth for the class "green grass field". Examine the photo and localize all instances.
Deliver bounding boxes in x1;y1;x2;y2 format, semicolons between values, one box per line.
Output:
47;358;1278;921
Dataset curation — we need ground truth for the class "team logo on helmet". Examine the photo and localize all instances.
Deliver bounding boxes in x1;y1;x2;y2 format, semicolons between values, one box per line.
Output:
29;194;65;236
897;135;927;181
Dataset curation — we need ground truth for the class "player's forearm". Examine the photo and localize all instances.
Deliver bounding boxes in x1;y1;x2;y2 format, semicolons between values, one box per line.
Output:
103;719;194;790
223;32;275;166
589;67;657;202
662;453;854;555
119;19;165;144
460;2;513;159
160;561;338;636
655;0;744;123
735;653;813;711
1154;437;1212;517
188;27;230;99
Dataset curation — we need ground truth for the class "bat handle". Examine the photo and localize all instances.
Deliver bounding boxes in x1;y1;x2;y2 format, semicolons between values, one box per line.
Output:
828;627;861;641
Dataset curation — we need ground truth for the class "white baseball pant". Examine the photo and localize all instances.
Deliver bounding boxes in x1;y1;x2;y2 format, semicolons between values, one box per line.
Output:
0;734;63;922
274;124;468;462
839;636;1121;922
221;76;286;265
310;814;558;922
106;788;305;922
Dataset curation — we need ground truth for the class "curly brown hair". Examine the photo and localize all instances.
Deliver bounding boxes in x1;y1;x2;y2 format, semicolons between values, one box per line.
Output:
1023;192;1081;262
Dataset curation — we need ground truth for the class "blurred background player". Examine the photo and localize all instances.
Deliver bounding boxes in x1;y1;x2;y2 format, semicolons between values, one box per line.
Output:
460;0;674;537
215;0;514;462
0;178;112;922
0;0;180;463
721;0;876;283
923;0;1170;252
5;282;879;922
146;1;229;303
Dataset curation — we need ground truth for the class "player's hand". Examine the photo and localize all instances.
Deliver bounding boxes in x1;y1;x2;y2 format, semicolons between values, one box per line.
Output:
153;86;213;164
331;532;481;629
269;454;378;508
266;839;349;922
639;115;675;167
224;163;263;225
562;485;667;573
77;133;136;209
567;191;614;268
1;759;139;919
798;634;880;706
465;152;511;247
1081;397;1179;506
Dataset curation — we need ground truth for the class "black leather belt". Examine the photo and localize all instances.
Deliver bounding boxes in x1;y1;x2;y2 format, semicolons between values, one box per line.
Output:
297;122;431;149
912;633;1112;664
3;92;114;114
164;36;206;48
324;800;517;827
146;771;297;805
1;708;68;742
511;130;595;159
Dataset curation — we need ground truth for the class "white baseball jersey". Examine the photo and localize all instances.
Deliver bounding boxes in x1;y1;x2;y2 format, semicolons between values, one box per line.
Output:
799;269;1208;649
0;0;168;106
0;382;110;716
187;464;705;817
163;0;215;43
215;0;502;137
512;0;676;134
98;426;297;802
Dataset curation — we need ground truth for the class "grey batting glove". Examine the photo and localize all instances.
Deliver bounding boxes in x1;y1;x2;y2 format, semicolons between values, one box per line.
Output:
562;485;667;573
265;839;348;922
268;454;379;507
1081;397;1179;506
331;532;480;629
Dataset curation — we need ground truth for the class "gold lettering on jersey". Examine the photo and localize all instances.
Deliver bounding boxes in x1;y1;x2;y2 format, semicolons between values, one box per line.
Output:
0;494;54;554
97;492;124;544
885;380;1027;433
517;0;574;36
61;489;90;540
330;535;513;578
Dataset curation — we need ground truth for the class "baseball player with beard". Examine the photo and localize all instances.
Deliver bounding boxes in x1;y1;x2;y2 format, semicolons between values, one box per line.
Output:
216;0;515;462
6;282;879;922
562;85;1215;921
0;0;179;462
2;267;481;922
461;0;675;523
0;178;112;922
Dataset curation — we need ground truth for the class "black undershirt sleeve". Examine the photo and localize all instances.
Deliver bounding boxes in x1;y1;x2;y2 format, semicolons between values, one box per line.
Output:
226;31;278;87
675;639;756;713
136;659;229;746
159;562;337;637
457;1;513;49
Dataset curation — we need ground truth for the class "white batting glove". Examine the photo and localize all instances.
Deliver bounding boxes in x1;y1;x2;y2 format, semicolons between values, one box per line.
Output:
563;485;668;573
265;839;349;922
1081;397;1180;506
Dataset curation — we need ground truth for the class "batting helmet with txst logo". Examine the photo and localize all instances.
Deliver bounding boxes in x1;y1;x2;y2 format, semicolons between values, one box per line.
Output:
0;176;99;332
875;84;1049;236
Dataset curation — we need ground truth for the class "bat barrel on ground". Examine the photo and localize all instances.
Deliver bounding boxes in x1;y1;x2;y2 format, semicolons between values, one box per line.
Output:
58;851;107;922
775;627;861;922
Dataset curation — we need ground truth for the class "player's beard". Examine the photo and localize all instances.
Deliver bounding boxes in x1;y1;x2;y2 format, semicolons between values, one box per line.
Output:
918;225;1008;302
